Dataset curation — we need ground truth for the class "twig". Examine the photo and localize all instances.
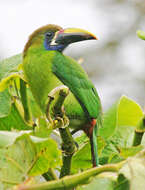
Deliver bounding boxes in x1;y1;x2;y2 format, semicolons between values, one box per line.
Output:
18;161;125;190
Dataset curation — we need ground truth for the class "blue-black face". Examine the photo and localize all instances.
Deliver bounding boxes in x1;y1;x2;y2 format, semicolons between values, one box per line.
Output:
44;28;97;52
44;31;66;52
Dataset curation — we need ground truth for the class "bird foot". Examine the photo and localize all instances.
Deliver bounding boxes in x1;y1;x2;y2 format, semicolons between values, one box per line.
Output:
52;115;69;129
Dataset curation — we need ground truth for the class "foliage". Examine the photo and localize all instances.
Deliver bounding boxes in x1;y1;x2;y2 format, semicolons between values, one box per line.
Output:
0;32;145;189
137;30;145;41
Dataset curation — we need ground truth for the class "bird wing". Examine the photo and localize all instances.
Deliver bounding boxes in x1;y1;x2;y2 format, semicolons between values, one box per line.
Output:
52;52;101;119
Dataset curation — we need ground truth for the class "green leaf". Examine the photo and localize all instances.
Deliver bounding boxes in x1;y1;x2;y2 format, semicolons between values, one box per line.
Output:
0;133;35;189
0;55;23;120
29;137;61;176
0;54;22;81
115;174;130;190
0;131;61;189
137;30;145;41
99;139;123;165
99;96;144;164
72;143;92;173
117;96;143;127
99;96;144;139
99;103;117;139
0;103;30;130
0;89;11;118
27;88;43;118
72;135;106;173
0;131;31;148
0;54;22;92
77;177;115;190
118;149;145;190
33;117;52;138
0;73;22;92
119;145;144;158
99;128;144;165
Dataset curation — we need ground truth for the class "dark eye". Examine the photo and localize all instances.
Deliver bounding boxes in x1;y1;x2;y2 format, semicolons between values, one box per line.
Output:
46;32;53;37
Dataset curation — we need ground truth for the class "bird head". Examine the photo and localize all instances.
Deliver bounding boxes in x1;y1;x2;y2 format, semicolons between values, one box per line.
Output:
24;24;97;55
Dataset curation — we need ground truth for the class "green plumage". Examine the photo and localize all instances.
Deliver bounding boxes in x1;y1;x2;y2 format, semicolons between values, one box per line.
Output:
22;24;102;167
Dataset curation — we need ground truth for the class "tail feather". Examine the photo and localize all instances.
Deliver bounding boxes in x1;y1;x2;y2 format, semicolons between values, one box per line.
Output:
90;122;98;167
84;115;102;167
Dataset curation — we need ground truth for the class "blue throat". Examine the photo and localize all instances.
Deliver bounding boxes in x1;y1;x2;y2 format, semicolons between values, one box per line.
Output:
44;39;65;52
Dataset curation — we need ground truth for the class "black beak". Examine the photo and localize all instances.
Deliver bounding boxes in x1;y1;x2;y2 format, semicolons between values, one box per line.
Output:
53;28;98;46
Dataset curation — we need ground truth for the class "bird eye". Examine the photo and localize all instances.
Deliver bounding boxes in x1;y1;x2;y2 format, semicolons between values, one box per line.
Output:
46;32;53;37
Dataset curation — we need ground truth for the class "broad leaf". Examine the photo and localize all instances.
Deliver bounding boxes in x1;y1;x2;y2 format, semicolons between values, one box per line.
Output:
137;30;145;41
0;103;30;130
99;96;144;139
117;96;143;127
0;54;22;92
0;89;11;118
0;54;22;80
119;145;144;158
99;96;144;164
115;174;129;190
99;103;117;139
77;177;115;190
0;131;61;189
72;134;106;173
118;149;145;190
0;55;23;119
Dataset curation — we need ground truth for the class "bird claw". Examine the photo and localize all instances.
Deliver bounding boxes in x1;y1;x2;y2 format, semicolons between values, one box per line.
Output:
46;85;70;129
53;115;69;129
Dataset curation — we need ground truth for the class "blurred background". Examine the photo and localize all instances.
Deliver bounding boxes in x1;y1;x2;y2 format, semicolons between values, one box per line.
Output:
0;0;145;110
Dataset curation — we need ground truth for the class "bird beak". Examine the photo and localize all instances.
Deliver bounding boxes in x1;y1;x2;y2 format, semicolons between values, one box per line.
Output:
52;28;98;46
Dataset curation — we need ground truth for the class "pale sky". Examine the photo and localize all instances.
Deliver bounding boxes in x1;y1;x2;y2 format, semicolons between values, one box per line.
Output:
0;0;145;109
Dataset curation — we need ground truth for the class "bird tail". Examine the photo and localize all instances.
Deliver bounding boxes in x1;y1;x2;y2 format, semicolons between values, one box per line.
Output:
90;120;98;167
89;115;102;167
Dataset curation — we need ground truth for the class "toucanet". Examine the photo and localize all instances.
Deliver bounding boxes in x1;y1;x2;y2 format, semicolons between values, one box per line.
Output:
22;24;102;167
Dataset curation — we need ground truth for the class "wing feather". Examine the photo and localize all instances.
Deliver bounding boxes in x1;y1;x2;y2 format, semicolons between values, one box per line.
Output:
52;53;101;118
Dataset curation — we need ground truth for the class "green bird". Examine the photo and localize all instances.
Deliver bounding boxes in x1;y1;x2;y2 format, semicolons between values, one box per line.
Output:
22;24;102;167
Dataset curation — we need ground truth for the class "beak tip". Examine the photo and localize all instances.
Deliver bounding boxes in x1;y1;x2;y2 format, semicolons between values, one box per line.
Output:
92;35;98;40
87;33;98;40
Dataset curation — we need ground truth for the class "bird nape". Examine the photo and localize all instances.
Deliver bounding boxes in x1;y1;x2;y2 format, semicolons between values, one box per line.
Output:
22;24;102;167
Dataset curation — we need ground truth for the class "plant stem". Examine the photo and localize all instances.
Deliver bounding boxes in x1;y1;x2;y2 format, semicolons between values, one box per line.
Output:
132;116;145;146
14;80;20;98
133;131;144;146
59;127;76;178
19;161;125;190
20;79;31;123
43;168;58;181
46;86;75;177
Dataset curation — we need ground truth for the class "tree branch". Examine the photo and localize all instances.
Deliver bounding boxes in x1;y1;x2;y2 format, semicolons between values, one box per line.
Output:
18;161;125;190
59;127;76;178
46;85;76;178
